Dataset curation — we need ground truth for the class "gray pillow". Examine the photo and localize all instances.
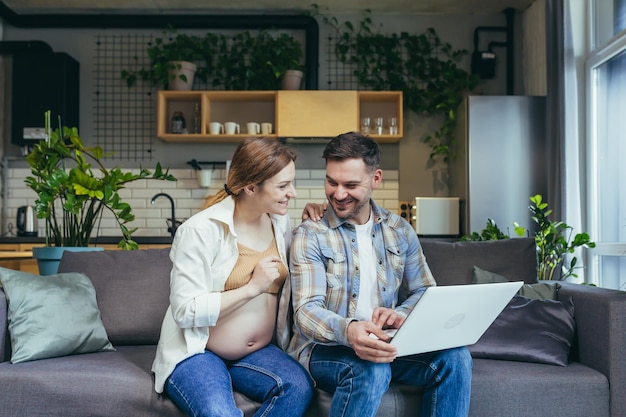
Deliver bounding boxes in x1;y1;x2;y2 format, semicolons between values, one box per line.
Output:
468;295;575;366
420;238;538;286
0;267;114;363
57;248;172;345
472;265;560;300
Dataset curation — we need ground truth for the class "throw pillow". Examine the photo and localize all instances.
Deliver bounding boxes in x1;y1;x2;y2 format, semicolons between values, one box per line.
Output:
0;267;114;363
472;265;560;300
468;294;575;366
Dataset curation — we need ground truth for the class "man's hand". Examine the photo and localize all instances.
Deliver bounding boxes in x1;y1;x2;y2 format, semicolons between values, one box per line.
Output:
371;307;405;330
301;202;328;222
346;321;397;363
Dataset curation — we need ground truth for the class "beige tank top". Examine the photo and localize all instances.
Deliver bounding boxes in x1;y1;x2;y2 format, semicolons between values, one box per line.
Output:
224;236;288;294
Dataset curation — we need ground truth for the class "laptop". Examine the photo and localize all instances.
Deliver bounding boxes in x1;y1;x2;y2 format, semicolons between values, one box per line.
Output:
378;281;523;357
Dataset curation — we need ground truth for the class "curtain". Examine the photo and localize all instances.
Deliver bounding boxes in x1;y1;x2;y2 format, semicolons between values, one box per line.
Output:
545;0;586;280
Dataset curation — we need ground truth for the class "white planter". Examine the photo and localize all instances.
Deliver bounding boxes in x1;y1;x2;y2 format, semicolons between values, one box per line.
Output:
167;61;197;91
281;69;303;90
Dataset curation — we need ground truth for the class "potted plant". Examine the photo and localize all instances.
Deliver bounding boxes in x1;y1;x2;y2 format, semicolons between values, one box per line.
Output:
121;26;218;90
25;112;176;274
461;194;596;281
513;194;596;281
214;30;303;90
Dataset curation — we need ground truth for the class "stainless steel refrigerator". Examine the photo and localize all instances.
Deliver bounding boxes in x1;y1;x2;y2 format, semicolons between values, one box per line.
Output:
449;95;548;236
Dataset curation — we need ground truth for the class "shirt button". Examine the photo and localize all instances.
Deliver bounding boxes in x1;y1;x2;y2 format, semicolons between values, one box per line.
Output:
352;293;357;298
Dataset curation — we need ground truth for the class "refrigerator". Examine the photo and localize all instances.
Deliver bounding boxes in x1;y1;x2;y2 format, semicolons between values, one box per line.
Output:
449;95;548;236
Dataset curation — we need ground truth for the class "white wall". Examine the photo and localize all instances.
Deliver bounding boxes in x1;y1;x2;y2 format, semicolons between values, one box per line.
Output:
4;167;399;237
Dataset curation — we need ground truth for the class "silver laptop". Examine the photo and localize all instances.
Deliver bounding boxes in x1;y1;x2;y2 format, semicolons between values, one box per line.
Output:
382;281;523;357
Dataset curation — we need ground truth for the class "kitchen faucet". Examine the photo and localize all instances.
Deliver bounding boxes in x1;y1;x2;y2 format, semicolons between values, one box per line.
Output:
150;193;178;237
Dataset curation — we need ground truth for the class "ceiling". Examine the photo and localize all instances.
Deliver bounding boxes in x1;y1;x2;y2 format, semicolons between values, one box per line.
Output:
1;0;536;15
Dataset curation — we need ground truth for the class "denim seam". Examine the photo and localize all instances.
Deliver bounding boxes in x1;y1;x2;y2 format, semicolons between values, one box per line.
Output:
232;362;283;417
167;379;200;417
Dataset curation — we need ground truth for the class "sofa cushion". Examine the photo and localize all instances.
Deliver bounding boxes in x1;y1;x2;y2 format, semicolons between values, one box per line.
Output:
0;346;186;417
0;267;114;363
57;248;172;345
420;238;538;286
469;358;609;417
468;295;576;366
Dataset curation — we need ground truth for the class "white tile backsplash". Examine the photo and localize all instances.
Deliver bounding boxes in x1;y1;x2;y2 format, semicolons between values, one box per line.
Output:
4;167;399;237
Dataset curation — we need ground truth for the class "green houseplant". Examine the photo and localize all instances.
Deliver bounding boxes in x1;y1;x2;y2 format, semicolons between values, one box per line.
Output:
461;194;596;281
121;26;218;89
25;112;176;254
315;7;479;162
513;194;596;281
214;30;303;90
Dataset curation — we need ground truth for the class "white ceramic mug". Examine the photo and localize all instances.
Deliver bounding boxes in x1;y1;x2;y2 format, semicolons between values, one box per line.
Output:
246;122;260;135
224;122;240;135
209;122;224;135
261;122;273;135
197;170;213;188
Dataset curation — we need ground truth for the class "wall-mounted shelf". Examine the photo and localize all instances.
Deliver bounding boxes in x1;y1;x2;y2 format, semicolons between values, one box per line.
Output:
157;90;403;143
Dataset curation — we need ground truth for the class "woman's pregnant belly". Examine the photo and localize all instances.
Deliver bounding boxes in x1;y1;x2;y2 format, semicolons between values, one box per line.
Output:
205;293;277;360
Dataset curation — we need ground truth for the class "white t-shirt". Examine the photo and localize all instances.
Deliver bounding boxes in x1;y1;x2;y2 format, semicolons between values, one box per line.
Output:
354;213;379;321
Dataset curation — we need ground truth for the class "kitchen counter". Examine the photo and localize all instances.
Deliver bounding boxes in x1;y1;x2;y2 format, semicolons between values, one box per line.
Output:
0;236;174;245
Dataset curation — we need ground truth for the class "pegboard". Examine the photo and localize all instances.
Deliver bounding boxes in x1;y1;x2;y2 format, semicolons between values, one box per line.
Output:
93;34;156;161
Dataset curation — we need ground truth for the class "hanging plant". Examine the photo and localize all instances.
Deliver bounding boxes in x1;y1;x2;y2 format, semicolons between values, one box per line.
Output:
316;7;479;162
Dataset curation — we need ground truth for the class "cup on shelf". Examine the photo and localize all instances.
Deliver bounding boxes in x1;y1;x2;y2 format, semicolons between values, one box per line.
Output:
388;117;398;135
261;122;273;135
246;122;260;135
209;122;224;135
224;122;240;135
374;117;384;135
361;117;371;134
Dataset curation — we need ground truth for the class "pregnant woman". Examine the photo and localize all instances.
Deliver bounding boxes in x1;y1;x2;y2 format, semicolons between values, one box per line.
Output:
152;137;313;417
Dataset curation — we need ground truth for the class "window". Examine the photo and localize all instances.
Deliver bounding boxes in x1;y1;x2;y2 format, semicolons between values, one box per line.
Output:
587;0;626;290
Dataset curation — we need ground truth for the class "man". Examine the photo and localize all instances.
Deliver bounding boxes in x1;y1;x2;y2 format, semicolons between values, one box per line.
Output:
287;132;472;417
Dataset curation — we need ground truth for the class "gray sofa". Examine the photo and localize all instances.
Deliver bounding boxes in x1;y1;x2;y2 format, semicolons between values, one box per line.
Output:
0;238;624;417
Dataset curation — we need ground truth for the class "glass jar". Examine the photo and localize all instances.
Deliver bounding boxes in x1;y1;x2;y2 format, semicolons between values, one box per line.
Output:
171;111;186;134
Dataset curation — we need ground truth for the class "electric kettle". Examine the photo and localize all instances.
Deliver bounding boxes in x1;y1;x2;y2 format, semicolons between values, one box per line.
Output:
16;205;38;237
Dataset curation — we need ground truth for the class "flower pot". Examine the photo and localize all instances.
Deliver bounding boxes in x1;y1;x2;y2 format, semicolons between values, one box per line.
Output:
167;61;197;91
33;246;104;276
281;69;303;90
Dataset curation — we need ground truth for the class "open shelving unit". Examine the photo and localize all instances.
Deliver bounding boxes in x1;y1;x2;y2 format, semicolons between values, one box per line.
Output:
157;90;403;143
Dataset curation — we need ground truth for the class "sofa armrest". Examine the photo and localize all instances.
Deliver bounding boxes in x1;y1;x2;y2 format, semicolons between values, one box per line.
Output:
558;283;626;417
0;288;9;363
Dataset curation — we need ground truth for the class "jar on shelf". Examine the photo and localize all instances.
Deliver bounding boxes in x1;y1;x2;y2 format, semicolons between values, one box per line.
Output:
171;111;186;134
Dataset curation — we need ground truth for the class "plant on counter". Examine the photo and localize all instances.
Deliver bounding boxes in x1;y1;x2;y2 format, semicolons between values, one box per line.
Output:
121;26;218;89
461;194;596;281
313;6;479;162
25;111;177;250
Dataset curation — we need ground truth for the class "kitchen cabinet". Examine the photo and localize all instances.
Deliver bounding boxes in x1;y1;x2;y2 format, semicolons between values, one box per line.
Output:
0;242;171;274
157;90;403;143
0;243;44;274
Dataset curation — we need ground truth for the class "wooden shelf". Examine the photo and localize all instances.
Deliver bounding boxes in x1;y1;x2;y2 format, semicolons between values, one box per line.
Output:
157;90;403;143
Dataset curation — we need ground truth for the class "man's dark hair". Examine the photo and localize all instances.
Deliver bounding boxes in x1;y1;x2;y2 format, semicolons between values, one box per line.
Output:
323;131;381;172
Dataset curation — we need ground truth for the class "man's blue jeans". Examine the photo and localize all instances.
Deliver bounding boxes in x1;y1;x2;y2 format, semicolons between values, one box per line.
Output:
165;344;313;417
310;345;472;417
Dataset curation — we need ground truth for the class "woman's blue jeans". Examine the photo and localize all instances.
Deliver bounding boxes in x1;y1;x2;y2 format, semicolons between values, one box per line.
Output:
165;344;313;417
310;345;472;417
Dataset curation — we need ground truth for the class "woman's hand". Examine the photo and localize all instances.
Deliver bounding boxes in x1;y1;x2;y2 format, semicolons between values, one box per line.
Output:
301;202;328;222
248;255;283;295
